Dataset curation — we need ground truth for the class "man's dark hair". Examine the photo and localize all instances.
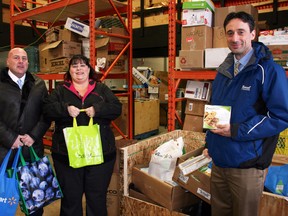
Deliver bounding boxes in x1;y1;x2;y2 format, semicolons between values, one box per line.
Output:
223;11;255;32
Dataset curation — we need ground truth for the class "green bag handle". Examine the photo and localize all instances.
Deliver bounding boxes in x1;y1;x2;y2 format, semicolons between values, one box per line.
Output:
73;109;93;127
19;146;40;166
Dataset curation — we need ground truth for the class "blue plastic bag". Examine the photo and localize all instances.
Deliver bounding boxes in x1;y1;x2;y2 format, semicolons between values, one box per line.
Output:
264;164;288;196
0;148;21;216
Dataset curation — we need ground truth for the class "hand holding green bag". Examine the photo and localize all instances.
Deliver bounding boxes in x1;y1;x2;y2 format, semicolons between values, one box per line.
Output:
63;117;104;168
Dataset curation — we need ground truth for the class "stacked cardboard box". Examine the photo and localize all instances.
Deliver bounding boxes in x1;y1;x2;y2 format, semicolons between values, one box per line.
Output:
183;80;211;132
81;27;128;73
179;1;214;69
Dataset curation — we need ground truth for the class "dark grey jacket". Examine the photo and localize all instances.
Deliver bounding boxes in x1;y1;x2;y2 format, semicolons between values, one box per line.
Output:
0;67;50;165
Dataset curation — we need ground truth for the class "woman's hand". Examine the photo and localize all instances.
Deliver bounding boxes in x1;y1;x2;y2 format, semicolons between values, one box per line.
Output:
85;106;95;117
68;105;81;118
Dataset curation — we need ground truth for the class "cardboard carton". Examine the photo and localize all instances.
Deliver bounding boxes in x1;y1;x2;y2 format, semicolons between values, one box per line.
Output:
185;99;208;116
184;80;211;101
132;165;198;211
181;26;212;50
213;26;227;48
179;50;204;69
173;147;211;204
205;47;231;68
183;114;203;132
64;17;90;37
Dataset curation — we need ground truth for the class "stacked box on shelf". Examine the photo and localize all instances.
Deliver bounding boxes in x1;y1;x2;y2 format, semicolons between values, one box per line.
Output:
179;0;214;69
81;27;128;74
183;80;211;132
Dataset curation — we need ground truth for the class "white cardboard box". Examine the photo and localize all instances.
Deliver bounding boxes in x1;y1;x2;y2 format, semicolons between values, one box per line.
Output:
64;17;90;37
205;47;231;68
182;8;213;27
184;80;211;101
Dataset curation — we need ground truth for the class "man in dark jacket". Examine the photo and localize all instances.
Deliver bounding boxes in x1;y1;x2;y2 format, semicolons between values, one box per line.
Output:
0;47;50;216
203;12;288;216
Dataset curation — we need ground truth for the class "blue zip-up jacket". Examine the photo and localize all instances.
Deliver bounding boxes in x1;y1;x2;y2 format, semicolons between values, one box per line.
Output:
206;42;288;169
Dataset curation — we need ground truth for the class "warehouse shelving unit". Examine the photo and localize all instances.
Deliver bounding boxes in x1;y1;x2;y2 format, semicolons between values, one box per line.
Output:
167;0;288;132
10;0;134;140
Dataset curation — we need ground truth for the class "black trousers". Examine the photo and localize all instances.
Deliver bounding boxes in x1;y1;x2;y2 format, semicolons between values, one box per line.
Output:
53;154;116;216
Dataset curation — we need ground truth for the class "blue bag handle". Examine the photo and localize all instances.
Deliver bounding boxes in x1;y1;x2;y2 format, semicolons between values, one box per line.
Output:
0;147;21;178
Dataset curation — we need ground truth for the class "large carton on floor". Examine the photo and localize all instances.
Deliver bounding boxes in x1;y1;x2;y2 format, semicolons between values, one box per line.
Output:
132;166;198;211
119;130;206;214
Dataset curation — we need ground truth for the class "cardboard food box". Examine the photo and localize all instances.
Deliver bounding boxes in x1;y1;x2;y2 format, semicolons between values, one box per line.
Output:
184;80;211;101
49;57;70;73
181;26;212;50
214;5;258;27
205;47;231;68
64;17;90;37
173;147;211;204
213;26;228;48
183;115;204;132
179;50;204;69
185;99;208;116
40;40;82;61
132;165;198;211
203;105;231;129
182;8;213;27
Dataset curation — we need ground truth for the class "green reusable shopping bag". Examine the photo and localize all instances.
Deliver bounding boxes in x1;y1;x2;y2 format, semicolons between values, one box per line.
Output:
63;117;104;168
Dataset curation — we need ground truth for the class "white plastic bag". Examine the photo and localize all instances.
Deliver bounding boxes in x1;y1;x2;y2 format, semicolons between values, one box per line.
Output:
148;137;184;181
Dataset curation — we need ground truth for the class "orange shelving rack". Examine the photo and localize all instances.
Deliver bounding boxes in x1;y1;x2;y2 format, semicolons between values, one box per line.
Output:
10;0;134;142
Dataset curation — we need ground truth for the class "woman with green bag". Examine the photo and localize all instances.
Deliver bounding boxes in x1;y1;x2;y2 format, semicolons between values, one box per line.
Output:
43;54;122;216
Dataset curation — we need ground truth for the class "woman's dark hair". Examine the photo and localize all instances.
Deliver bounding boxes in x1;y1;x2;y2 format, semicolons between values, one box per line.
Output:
223;11;255;33
64;54;100;82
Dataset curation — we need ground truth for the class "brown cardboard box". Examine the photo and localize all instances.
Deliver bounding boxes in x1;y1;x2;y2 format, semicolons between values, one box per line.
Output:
183;114;204;132
153;71;168;103
172;147;211;204
59;29;79;42
132;165;199;211
185;99;208;116
113;99;160;137
179;50;204;69
134;99;160;135
214;5;258;27
49;57;70;73
181;26;212;50
41;40;82;60
213;26;228;48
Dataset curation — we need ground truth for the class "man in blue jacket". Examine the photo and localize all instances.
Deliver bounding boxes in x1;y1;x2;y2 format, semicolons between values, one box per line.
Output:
203;11;288;216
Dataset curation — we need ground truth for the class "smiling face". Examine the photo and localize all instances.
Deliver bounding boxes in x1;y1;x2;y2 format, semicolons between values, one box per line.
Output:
225;18;256;60
7;48;29;78
69;59;90;84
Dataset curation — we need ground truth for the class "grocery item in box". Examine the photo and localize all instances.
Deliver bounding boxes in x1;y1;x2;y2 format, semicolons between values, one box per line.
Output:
203;105;231;129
